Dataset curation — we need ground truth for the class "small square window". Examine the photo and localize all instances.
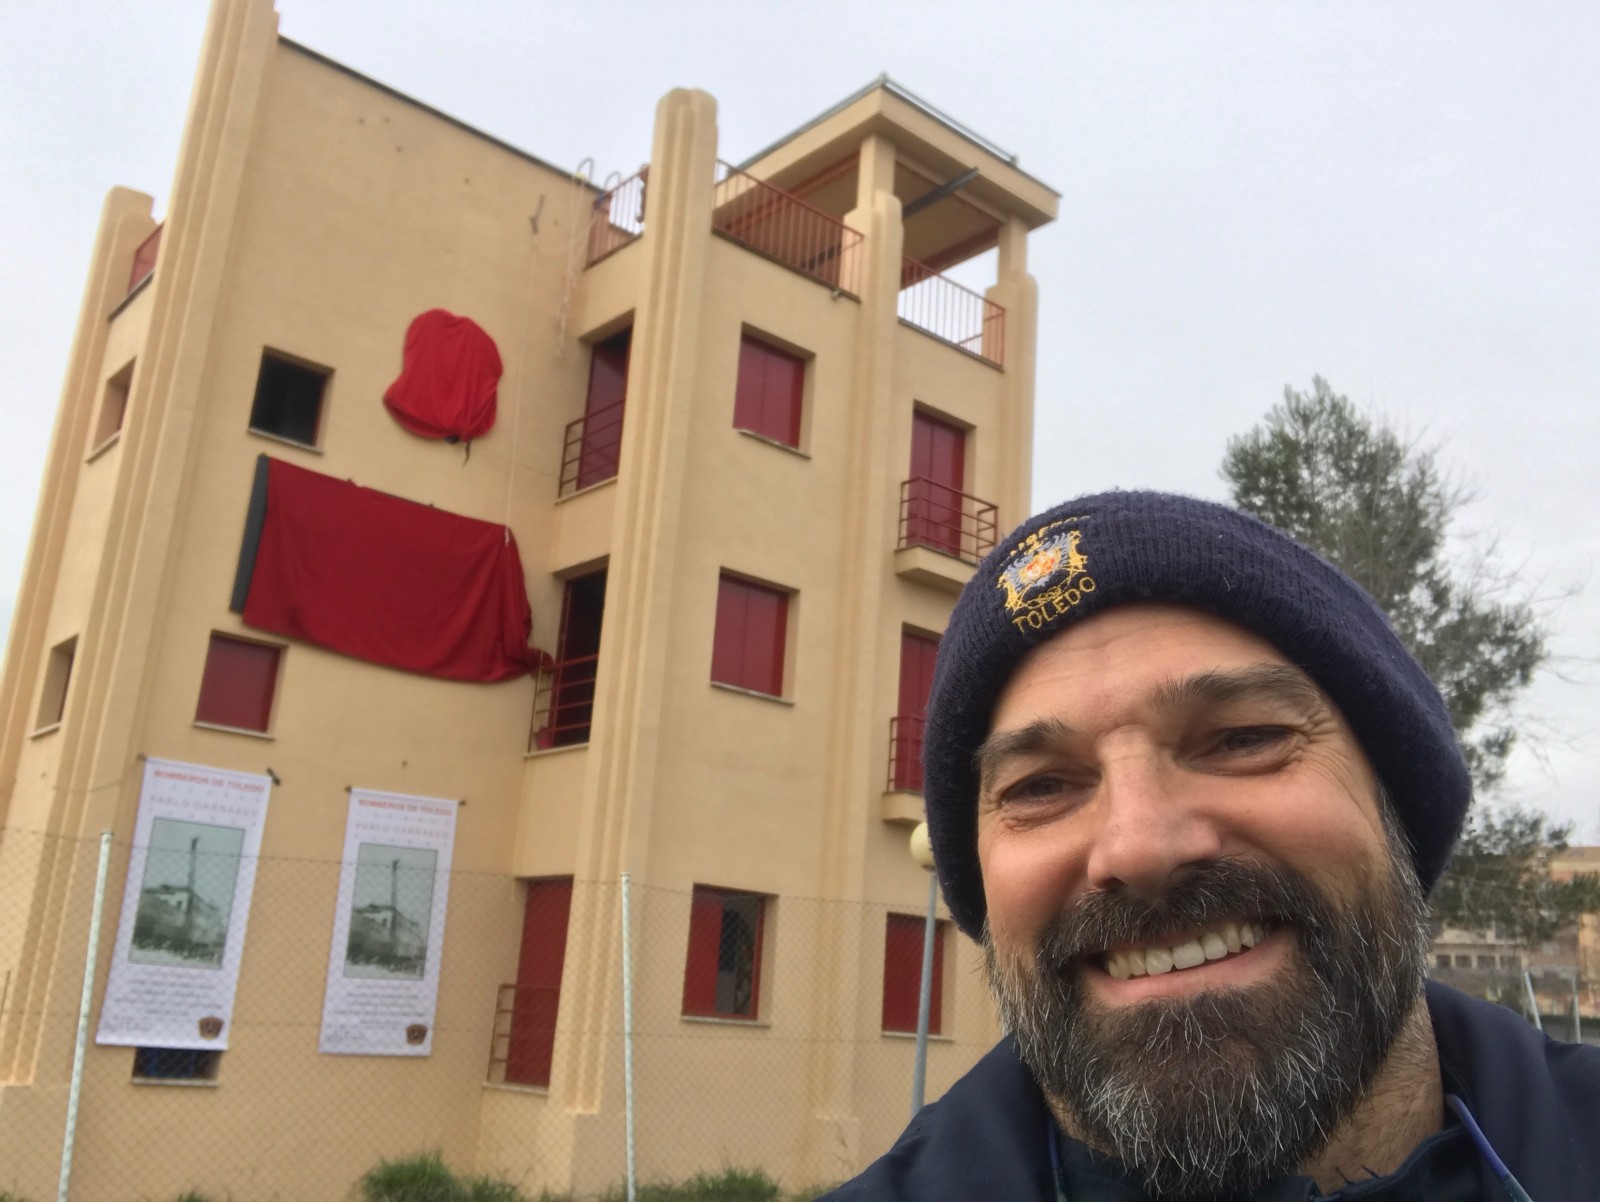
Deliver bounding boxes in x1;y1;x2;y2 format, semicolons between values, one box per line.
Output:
92;360;134;451
195;634;281;733
35;636;77;731
249;351;329;447
711;575;789;697
733;334;805;448
682;886;766;1020
132;1047;219;1081
882;913;946;1034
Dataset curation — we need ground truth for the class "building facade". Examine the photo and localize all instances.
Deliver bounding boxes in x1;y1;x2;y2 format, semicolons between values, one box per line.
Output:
0;2;1056;1198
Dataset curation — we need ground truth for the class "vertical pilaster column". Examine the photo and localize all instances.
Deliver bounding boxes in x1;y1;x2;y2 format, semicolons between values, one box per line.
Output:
988;216;1039;524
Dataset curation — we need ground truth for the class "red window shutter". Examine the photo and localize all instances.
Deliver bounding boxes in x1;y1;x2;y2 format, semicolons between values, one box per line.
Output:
579;329;630;489
893;632;939;791
195;635;281;732
711;576;788;696
506;878;573;1087
733;336;804;447
908;413;968;556
882;914;944;1034
682;888;724;1016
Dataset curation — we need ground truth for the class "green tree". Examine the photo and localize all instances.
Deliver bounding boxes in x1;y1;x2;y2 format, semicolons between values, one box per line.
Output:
1222;377;1597;937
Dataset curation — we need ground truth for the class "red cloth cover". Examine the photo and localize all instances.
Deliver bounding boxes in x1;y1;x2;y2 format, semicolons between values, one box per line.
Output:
383;309;502;442
242;459;538;682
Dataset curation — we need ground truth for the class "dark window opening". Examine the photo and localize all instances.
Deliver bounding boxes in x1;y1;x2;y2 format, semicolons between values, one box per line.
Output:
35;637;77;730
249;352;329;447
538;570;606;748
682;886;766;1020
93;360;134;450
133;1047;220;1081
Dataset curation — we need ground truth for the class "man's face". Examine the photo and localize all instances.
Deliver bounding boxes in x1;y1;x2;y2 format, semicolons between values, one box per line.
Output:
976;603;1430;1197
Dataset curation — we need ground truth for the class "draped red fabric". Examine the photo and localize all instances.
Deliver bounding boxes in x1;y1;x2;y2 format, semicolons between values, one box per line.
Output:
382;309;502;442
241;458;538;682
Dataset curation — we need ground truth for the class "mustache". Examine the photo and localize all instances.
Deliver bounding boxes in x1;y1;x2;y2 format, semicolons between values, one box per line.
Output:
1031;857;1334;966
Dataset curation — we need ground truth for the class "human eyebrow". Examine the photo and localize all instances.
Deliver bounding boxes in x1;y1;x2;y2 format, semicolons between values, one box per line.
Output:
1149;664;1329;719
973;715;1074;793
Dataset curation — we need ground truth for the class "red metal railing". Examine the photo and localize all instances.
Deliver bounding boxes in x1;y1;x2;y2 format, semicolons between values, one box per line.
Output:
129;223;163;292
712;161;863;295
898;478;998;564
558;398;626;497
898;258;1005;367
887;715;926;792
529;654;600;750
586;171;648;266
486;982;561;1087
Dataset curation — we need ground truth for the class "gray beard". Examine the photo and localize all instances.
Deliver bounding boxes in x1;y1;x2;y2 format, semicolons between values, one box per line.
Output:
984;848;1430;1199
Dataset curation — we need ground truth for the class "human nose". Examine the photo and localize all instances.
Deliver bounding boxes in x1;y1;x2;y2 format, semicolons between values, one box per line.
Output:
1082;750;1226;899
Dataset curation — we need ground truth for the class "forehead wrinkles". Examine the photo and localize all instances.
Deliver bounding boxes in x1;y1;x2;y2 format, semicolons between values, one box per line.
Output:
975;663;1331;791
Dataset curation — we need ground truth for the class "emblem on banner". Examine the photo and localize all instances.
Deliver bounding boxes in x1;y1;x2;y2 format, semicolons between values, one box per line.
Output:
198;1016;224;1040
405;1024;429;1046
996;520;1095;633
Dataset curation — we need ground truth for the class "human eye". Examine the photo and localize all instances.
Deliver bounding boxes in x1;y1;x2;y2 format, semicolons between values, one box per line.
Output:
1200;725;1301;770
997;772;1085;808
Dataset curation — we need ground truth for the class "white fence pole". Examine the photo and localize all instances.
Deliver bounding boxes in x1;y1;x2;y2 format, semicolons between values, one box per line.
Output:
1523;969;1543;1032
620;872;638;1202
58;830;113;1202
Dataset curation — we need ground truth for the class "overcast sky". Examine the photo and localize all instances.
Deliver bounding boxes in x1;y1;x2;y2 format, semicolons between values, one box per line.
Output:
2;2;1596;836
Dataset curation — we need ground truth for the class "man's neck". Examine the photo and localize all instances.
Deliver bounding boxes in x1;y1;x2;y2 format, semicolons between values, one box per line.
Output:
1301;995;1443;1192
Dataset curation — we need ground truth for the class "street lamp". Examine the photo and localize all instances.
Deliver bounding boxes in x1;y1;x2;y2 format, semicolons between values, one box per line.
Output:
908;821;938;1117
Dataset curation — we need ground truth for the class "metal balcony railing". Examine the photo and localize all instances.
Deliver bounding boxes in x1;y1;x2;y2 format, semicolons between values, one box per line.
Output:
887;715;926;793
486;982;561;1087
529;653;600;750
586;171;648;266
898;478;998;564
898;257;1005;367
712;161;863;295
129;223;163;292
558;398;626;497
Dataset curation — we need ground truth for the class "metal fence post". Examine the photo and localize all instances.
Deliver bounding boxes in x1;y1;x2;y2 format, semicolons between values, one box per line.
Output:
910;868;938;1116
1522;969;1543;1032
620;873;638;1202
58;830;113;1202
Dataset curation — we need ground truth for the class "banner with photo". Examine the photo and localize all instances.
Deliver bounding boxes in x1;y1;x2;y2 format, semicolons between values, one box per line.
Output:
318;788;458;1056
96;757;273;1050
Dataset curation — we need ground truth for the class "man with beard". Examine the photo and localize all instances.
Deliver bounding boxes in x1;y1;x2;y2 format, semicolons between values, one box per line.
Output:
822;492;1599;1201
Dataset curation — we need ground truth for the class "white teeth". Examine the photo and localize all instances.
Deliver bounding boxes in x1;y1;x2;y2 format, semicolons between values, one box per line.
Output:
1171;939;1206;970
1103;920;1272;980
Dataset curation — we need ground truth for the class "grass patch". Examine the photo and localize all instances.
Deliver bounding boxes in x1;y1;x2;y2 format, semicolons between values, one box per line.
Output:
358;1152;528;1202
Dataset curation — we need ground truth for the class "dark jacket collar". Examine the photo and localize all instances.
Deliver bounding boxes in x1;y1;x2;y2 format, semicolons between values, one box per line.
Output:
822;981;1600;1200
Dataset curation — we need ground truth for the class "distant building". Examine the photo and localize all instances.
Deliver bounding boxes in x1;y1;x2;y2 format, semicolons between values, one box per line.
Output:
0;0;1056;1197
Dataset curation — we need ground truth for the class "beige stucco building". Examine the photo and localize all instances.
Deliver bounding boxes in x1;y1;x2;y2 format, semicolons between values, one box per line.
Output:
0;2;1055;1198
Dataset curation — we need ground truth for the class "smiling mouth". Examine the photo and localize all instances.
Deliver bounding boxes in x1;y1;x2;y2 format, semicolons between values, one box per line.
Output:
1101;919;1275;980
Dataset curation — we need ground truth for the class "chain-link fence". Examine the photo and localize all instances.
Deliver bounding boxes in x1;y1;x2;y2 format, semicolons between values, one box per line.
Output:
0;828;999;1202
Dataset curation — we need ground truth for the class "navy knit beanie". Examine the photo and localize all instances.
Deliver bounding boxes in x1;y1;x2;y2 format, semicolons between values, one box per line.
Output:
924;490;1471;941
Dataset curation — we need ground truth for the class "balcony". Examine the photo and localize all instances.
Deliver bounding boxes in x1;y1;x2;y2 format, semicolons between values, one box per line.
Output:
882;715;926;824
898;257;1005;367
558;399;625;497
129;223;163;293
712;161;863;295
586;171;648;266
894;478;997;592
529;654;599;750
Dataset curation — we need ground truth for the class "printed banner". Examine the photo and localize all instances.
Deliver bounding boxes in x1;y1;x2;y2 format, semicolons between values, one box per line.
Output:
318;788;458;1056
96;758;273;1050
